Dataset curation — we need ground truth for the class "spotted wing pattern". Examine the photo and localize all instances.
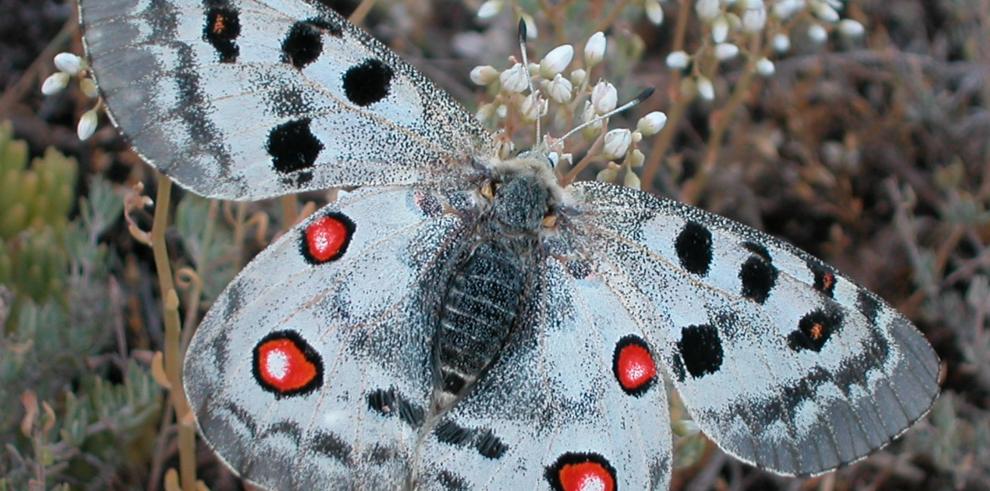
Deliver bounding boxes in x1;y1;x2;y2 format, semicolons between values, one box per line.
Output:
183;187;475;489
564;180;940;477
79;0;495;200
412;251;672;490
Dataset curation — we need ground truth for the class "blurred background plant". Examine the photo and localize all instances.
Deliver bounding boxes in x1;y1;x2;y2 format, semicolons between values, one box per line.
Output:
0;0;987;489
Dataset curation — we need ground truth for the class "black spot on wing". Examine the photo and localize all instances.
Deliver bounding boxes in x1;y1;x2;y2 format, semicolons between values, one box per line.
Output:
366;388;424;428
475;429;508;459
809;261;837;297
267;118;322;185
675;221;713;275
310;431;352;464
437;470;470;490
788;306;844;352
222;401;257;436
343;58;394;106
434;419;474;446
677;324;723;379
281;18;341;68
739;243;778;304
203;2;240;63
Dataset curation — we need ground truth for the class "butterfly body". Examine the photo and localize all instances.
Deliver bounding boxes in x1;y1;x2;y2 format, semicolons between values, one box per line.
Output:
78;1;940;489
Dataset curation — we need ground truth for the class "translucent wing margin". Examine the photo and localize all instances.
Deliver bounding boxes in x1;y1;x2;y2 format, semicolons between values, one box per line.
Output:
183;188;473;489
79;0;495;199
565;180;940;477
412;251;672;490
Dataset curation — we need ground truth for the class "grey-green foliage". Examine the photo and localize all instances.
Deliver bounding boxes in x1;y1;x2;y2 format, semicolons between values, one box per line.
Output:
175;194;237;302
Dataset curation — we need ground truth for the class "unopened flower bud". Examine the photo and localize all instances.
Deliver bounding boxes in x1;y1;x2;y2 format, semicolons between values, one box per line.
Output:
666;51;690;70
696;76;715;101
540;44;574;78
808;24;828;44
602;128;632;159
591;80;617;114
77;107;99;140
545;74;573;103
838;19;865;38
813;3;840;22
627;148;645;167
624;169;641;190
499;63;529;93
695;0;720;21
756;57;775;76
637;111;668;136
41;72;69;95
470;65;499;85
519;93;546;122
772;33;791;53
712;16;729;43
715;43;739;61
742;7;767;32
584;32;606;67
79;77;99;98
54;52;83;75
570;68;587;86
645;0;664;25
477;0;502;19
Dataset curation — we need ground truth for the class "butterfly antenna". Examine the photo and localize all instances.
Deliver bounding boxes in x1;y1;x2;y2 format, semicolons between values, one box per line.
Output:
517;18;542;146
557;87;655;142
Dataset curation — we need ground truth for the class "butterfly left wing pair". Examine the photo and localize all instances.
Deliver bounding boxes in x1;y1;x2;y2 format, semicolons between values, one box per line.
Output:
79;0;495;200
182;187;477;489
564;181;940;477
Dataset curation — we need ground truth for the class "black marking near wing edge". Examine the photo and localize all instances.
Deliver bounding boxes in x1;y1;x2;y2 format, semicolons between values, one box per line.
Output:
281;18;342;68
740;242;778;304
809;261;837;297
343;58;394;106
203;1;240;63
787;307;844;352
367;388;425;428
267;118;323;185
475;429;508;459
675;324;723;381
675;221;713;275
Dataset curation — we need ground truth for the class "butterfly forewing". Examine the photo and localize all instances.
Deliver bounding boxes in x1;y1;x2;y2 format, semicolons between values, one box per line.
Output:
79;0;495;200
566;180;940;476
183;187;475;489
412;253;672;490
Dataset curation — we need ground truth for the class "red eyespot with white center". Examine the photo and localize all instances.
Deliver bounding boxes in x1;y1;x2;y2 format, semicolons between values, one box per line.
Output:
252;330;323;398
546;453;617;491
301;212;355;264
613;335;657;396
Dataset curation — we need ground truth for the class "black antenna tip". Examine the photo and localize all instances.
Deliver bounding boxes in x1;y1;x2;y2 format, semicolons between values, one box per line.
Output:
517;18;527;43
636;87;656;102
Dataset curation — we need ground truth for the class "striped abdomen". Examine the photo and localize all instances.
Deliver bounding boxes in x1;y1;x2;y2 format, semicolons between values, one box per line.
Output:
434;240;528;400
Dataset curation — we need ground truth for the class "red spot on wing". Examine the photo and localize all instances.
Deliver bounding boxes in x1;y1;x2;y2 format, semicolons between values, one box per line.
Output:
253;331;323;397
302;213;354;264
558;461;615;491
613;336;656;395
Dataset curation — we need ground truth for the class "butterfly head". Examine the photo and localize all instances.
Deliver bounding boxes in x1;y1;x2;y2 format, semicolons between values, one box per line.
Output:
484;150;564;232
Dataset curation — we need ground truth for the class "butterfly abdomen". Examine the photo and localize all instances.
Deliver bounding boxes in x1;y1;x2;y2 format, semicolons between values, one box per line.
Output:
434;240;529;401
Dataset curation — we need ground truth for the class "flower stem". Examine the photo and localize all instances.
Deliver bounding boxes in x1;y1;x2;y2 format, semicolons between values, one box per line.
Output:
151;172;196;491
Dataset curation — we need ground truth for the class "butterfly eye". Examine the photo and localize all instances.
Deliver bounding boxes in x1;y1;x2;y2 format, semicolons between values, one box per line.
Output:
541;213;557;228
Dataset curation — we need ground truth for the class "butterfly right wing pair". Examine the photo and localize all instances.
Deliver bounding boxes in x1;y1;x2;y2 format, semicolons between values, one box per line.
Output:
565;180;940;477
182;186;477;489
79;0;495;200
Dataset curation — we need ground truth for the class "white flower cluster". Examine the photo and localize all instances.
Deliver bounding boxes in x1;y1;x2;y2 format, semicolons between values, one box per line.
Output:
471;31;667;189
41;52;102;141
664;0;866;101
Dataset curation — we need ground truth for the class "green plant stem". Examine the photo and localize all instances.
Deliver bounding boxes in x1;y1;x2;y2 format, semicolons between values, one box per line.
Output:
151;173;196;491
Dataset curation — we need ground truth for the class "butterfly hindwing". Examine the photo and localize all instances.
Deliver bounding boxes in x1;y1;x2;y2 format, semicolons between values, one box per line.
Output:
565;180;940;477
182;187;475;489
412;252;672;490
79;0;495;199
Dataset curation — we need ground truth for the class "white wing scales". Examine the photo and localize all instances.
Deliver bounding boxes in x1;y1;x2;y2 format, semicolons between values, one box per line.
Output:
79;0;495;199
566;180;940;476
413;255;672;490
183;187;474;489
